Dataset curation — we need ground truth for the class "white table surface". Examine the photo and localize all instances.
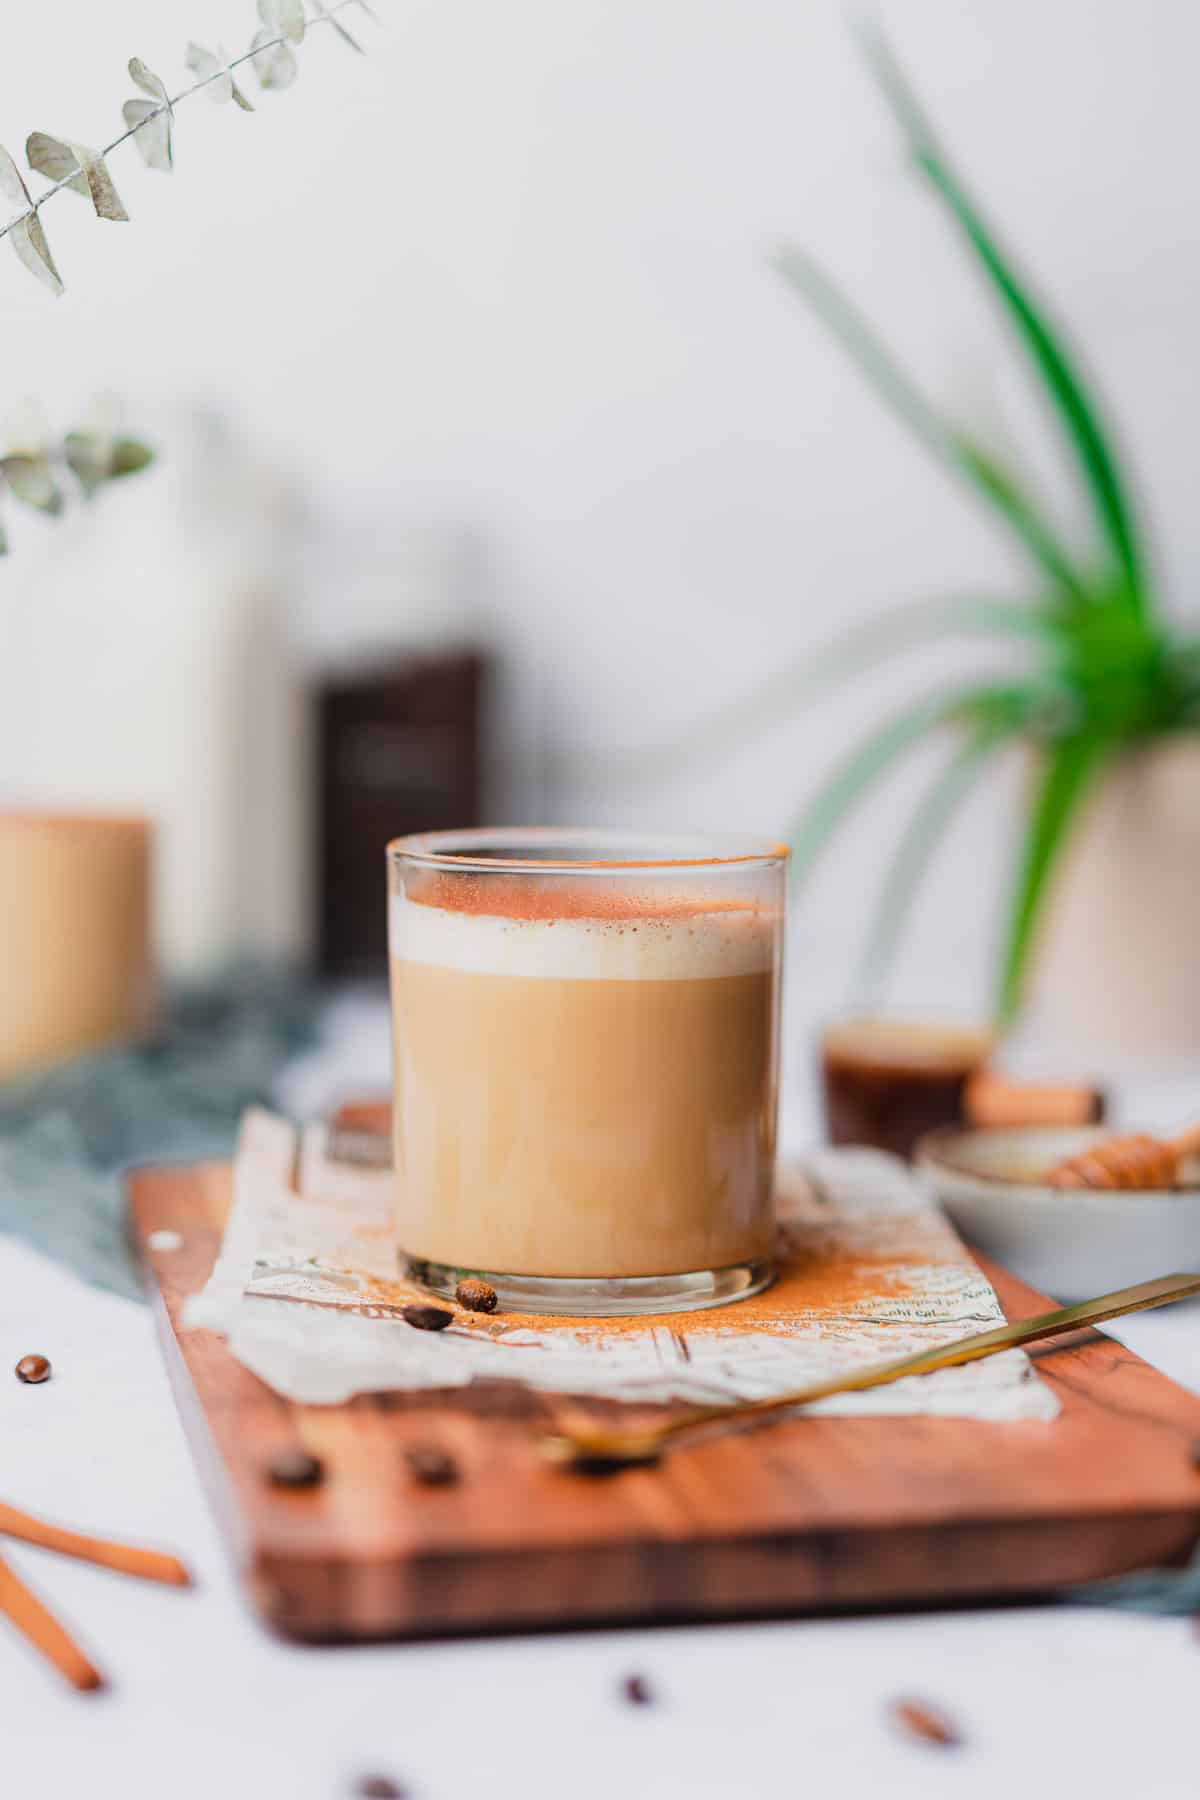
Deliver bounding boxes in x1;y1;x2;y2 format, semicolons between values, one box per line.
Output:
8;997;1200;1800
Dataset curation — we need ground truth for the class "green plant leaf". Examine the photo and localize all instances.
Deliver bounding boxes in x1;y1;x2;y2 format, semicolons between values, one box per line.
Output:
789;681;1026;884
774;249;1082;597
640;591;1045;783
861;24;1148;613
857;727;1008;1002
995;732;1109;1024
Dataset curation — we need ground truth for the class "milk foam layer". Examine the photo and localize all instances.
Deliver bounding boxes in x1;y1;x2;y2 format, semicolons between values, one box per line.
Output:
389;894;777;981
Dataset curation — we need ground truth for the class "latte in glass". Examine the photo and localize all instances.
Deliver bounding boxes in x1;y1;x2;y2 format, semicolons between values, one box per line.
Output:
388;830;786;1317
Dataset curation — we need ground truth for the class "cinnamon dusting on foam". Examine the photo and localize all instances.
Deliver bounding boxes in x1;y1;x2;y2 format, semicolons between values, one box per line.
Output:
391;878;778;981
408;873;757;924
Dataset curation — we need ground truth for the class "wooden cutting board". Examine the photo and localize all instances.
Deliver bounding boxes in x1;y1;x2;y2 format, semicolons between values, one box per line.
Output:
128;1157;1200;1642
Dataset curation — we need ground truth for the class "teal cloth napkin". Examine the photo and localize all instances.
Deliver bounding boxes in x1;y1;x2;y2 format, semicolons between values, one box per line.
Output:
0;966;320;1300
1068;1558;1200;1614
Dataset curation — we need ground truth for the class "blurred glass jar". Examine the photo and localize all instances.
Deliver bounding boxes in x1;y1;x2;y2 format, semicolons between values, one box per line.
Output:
0;813;155;1080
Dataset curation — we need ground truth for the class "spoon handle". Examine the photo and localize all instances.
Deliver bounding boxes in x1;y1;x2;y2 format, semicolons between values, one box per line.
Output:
658;1269;1200;1447
545;1270;1200;1470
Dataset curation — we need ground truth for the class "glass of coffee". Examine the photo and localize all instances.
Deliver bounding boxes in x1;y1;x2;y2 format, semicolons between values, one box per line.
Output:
820;1016;993;1161
388;828;787;1316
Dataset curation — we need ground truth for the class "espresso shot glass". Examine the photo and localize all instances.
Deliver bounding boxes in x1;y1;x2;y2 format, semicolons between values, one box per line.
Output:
387;829;787;1316
820;1016;993;1161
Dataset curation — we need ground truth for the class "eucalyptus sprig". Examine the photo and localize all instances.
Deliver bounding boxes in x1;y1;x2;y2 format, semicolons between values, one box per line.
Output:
772;26;1198;1025
0;0;376;297
0;426;154;551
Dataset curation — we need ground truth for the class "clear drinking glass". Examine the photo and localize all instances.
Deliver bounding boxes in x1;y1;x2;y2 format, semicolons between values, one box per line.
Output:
387;828;787;1316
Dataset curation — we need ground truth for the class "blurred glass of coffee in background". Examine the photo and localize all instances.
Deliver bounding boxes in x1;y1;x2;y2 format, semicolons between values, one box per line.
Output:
820;1017;993;1161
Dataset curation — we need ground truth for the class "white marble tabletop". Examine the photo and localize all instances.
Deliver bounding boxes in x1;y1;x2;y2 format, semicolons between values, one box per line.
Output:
6;997;1200;1800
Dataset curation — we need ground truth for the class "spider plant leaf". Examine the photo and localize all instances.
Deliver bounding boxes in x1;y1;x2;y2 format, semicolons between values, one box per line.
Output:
774;249;1081;598
857;726;1009;1003
647;591;1045;783
996;731;1110;1024
789;681;1015;884
860;25;1148;611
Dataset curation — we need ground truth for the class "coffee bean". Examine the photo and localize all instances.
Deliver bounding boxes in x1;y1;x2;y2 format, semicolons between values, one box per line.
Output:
890;1698;961;1747
401;1304;453;1332
455;1277;498;1314
1190;1437;1200;1469
266;1449;324;1490
355;1778;408;1800
622;1673;653;1707
15;1354;51;1385
405;1443;459;1487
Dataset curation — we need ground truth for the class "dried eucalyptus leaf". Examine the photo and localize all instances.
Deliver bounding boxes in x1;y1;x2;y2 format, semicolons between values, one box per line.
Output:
63;431;108;497
122;99;173;172
9;213;63;296
186;41;231;102
3;454;64;513
0;144;32;210
0;515;8;556
110;438;154;478
128;57;170;103
250;28;299;90
25;133;90;200
259;0;306;46
73;146;128;221
279;0;307;44
27;135;127;222
187;41;255;111
312;1;363;52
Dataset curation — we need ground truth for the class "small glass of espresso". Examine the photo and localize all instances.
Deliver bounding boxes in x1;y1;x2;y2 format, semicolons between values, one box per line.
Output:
387;828;788;1316
820;1016;993;1161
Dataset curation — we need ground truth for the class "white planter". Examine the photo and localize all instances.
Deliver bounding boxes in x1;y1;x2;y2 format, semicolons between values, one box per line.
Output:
1031;737;1200;1056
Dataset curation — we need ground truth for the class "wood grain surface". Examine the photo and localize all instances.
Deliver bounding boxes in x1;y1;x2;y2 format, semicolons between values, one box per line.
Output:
128;1159;1200;1641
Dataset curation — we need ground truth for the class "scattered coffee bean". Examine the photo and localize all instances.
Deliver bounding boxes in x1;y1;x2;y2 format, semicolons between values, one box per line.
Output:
1190;1438;1200;1469
455;1276;498;1314
405;1443;459;1487
890;1698;961;1747
570;1448;661;1478
266;1449;325;1490
15;1354;51;1385
622;1673;654;1707
146;1229;184;1252
355;1778;408;1800
401;1304;453;1332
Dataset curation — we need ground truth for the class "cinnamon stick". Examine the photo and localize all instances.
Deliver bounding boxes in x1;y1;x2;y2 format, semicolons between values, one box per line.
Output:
0;1549;104;1691
0;1500;191;1587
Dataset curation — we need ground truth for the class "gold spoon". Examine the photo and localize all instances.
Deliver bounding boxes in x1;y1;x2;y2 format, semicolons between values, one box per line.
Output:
540;1270;1200;1473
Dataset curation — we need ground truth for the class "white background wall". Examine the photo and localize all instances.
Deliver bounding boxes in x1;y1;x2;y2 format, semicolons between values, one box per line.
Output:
0;0;1196;1010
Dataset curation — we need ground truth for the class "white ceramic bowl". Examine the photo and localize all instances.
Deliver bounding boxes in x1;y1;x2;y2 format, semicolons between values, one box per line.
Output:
916;1125;1200;1301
